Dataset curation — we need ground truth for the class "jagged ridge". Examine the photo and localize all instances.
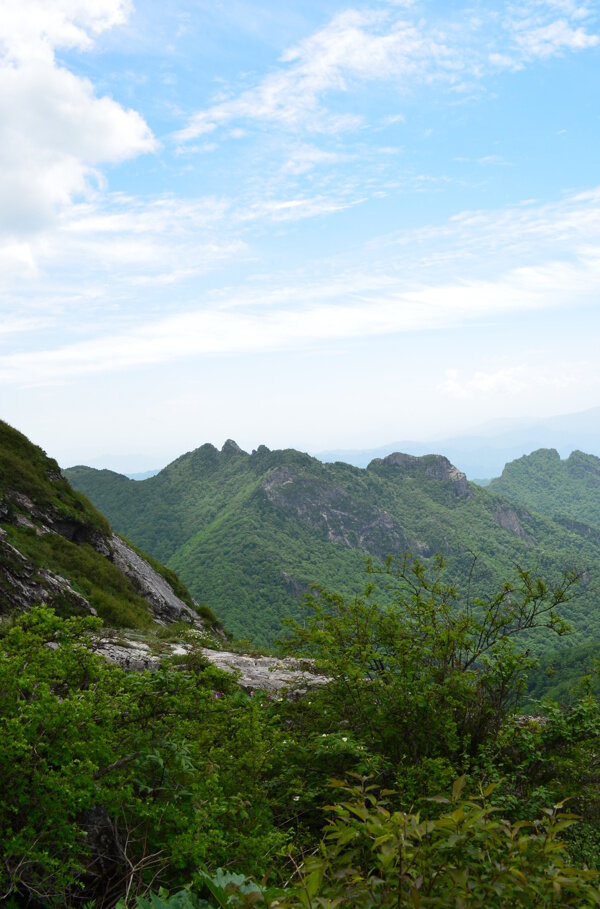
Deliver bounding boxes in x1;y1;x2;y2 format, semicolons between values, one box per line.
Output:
66;439;600;651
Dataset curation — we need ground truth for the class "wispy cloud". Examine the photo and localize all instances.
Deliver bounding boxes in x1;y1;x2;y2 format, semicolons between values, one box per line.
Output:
175;7;463;143
439;361;589;399
176;0;599;145
3;186;600;386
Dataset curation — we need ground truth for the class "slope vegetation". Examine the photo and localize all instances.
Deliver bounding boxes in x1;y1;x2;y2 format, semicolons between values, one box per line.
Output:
0;420;200;628
489;448;600;528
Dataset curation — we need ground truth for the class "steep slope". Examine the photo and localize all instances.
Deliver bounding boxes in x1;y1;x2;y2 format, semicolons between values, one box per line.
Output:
0;420;201;628
489;449;600;529
66;441;600;649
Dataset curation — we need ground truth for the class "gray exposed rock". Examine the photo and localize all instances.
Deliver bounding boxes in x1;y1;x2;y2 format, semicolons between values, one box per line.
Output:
0;487;201;628
94;630;328;693
199;648;329;693
0;528;94;615
494;507;532;541
373;452;471;498
261;469;410;559
108;534;202;626
94;636;159;671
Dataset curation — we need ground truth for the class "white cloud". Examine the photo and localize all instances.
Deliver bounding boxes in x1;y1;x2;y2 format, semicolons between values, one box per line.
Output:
439;363;586;399
236;193;364;222
176;1;599;144
176;8;461;142
0;0;133;60
512;18;599;58
0;0;155;236
281;144;347;175
3;204;600;386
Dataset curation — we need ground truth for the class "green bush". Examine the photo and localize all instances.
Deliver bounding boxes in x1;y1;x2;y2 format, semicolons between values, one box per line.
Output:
273;777;600;908
0;607;287;907
283;557;576;769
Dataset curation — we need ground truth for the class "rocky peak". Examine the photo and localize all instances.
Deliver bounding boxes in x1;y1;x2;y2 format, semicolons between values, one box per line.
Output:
566;450;600;481
221;439;245;455
369;452;471;498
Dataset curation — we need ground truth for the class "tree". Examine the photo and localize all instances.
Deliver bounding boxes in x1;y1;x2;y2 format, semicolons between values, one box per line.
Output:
284;556;579;768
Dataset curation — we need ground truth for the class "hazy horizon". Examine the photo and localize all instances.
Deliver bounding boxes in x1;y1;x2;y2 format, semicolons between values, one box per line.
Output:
58;403;600;479
2;1;600;466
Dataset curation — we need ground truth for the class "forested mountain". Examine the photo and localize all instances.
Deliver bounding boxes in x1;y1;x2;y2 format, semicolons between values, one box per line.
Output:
489;448;600;528
66;441;600;656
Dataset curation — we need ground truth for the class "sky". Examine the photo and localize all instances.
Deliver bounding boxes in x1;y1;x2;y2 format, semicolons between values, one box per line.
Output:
1;0;600;471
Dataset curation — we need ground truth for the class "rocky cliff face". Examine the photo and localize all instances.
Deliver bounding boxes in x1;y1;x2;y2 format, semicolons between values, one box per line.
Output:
0;526;93;615
0;419;202;628
0;492;201;626
259;451;471;560
108;535;200;625
261;467;411;558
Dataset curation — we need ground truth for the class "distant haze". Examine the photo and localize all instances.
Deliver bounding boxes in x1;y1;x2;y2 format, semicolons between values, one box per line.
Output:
69;406;600;482
315;407;600;479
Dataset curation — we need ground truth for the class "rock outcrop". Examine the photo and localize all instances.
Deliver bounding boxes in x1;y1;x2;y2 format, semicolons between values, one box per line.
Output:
93;632;328;693
370;452;471;498
108;535;201;625
198;648;329;693
261;469;410;558
0;527;94;616
0;423;202;628
494;506;532;541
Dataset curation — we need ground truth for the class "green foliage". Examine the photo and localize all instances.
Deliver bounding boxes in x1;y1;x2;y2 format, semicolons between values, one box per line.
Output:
0;419;110;535
273;777;600;908
0;607;288;907
131;780;600;908
283;557;577;768
117;888;204;908
490;448;600;530
3;564;600;907
477;693;600;867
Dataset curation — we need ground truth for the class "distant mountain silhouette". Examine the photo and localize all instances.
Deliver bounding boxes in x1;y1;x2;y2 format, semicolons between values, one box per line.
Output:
315;406;600;479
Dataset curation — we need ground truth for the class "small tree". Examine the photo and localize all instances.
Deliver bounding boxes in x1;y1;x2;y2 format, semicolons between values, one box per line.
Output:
284;557;579;767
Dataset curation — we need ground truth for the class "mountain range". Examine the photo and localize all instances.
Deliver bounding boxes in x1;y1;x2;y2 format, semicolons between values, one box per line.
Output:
5;414;600;699
65;440;600;680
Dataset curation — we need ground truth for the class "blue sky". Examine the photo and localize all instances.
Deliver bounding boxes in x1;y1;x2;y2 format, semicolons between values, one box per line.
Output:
1;0;599;470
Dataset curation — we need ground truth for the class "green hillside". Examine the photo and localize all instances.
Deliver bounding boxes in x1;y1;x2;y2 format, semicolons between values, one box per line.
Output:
0;420;198;628
489;448;600;527
66;443;600;652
